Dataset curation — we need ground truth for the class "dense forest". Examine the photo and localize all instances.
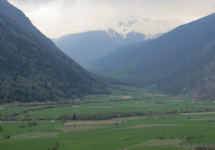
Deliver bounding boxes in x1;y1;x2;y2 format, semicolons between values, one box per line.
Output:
0;0;55;46
0;11;110;103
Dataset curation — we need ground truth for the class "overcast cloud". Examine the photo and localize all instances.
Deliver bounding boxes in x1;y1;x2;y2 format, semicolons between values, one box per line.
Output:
8;0;215;38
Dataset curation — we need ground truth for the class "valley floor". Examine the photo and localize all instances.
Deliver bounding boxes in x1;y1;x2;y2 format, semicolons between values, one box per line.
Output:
0;85;215;150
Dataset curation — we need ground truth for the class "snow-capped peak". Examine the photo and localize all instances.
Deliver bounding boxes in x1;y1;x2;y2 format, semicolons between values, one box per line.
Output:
87;16;184;39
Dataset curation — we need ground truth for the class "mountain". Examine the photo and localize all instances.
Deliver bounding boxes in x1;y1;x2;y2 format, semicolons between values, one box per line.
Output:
87;16;184;39
52;29;124;65
0;2;110;103
52;17;184;65
94;13;215;100
0;0;55;46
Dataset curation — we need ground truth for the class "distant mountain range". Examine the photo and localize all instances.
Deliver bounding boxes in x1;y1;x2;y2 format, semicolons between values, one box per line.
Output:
87;16;184;39
52;17;184;65
93;13;215;100
0;0;110;103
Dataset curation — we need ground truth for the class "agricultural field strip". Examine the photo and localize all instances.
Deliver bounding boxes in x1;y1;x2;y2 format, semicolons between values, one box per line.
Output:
113;124;181;130
84;107;113;108
185;117;215;121
182;112;215;115
111;117;147;120
55;126;107;132
2;132;58;141
63;121;122;126
135;139;185;147
180;142;215;149
114;104;157;107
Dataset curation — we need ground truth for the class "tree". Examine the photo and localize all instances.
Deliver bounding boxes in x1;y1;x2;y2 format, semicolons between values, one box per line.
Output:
73;114;76;120
62;119;66;124
0;125;3;131
32;121;37;126
28;122;33;127
158;136;164;140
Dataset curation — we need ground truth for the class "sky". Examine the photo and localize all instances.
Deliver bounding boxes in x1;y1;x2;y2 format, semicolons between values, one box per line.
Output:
8;0;215;38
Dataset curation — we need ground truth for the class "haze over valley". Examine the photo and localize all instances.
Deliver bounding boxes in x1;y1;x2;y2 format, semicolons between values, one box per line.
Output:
52;17;184;65
1;0;215;150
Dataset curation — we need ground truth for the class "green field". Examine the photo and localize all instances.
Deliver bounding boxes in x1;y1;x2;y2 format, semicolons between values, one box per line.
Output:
1;85;215;150
96;70;137;80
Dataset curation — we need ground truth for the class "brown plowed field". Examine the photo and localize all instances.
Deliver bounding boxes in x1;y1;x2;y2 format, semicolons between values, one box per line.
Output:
63;121;122;126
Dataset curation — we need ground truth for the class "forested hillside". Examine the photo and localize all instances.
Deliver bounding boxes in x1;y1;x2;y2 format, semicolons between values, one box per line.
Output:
0;11;110;103
0;0;55;46
94;13;215;100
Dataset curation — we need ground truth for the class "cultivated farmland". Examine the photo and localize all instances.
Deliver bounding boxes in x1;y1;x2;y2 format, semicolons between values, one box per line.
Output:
9;132;58;140
112;117;148;120
55;126;106;132
114;124;181;130
63;121;122;126
180;142;215;149
182;112;215;115
135;139;185;147
185;117;215;122
1;85;215;150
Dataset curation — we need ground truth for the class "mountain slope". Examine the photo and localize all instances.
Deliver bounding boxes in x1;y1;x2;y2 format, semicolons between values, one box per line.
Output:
87;16;184;39
52;29;124;65
0;0;55;46
53;17;183;65
0;11;109;103
94;13;215;99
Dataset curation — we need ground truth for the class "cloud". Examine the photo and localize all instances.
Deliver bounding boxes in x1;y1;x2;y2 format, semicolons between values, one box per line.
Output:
7;0;215;38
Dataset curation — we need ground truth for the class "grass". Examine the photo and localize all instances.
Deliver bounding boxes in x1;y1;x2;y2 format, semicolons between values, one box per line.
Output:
114;124;181;130
135;139;185;147
55;126;107;132
1;85;215;150
182;112;215;115
9;132;58;140
2;115;215;150
96;70;137;80
14;97;210;118
0;106;40;115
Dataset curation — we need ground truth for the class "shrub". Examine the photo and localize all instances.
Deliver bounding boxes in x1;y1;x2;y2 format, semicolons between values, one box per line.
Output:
32;121;37;126
19;122;25;128
28;122;33;127
0;125;3;131
28;121;37;127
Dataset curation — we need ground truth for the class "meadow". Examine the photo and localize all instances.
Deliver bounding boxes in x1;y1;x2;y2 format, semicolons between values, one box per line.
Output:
1;85;215;150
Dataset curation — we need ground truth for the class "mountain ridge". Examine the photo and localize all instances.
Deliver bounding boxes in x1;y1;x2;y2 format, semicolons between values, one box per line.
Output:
0;3;110;103
81;16;184;39
52;17;183;65
0;0;55;46
93;13;215;100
